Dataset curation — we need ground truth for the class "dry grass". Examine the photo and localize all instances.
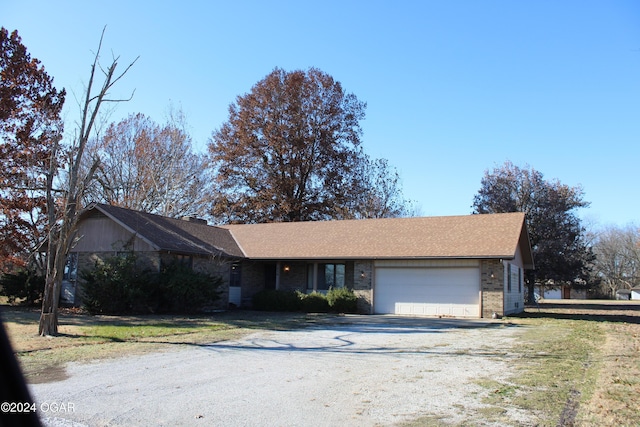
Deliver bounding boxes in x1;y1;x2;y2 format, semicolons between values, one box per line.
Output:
578;321;640;426
478;300;640;427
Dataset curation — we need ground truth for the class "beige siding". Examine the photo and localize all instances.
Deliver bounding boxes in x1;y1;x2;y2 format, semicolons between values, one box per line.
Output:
73;217;155;252
503;249;525;315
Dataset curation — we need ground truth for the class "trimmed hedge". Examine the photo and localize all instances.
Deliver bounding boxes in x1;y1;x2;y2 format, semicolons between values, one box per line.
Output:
326;287;358;313
251;289;301;312
299;292;330;313
251;288;358;313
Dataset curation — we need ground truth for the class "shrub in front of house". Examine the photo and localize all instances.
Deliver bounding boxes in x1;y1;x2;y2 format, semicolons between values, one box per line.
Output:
156;262;222;314
251;289;301;311
81;255;222;315
250;288;357;313
81;254;158;314
299;291;330;313
0;269;44;306
326;287;358;313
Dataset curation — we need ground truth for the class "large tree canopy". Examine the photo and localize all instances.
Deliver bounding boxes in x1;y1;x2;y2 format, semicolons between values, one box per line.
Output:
86;110;210;218
472;161;594;300
0;28;65;272
208;67;368;223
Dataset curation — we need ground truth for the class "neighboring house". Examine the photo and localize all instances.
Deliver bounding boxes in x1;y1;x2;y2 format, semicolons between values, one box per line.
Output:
616;289;632;300
534;284;587;300
63;203;534;318
631;289;640;300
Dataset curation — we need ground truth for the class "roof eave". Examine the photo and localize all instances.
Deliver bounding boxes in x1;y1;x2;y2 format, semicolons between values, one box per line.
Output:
241;255;517;261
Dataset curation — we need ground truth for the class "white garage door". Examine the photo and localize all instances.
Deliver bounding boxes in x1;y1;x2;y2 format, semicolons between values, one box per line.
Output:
374;267;480;317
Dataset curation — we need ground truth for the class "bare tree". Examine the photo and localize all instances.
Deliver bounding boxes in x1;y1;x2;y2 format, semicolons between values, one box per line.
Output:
592;224;640;297
347;153;416;219
39;28;138;336
86;107;210;218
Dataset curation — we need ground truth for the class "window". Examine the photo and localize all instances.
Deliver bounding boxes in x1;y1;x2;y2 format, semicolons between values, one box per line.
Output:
518;267;522;292
63;253;78;282
176;255;193;268
230;262;241;287
507;264;521;294
307;263;345;291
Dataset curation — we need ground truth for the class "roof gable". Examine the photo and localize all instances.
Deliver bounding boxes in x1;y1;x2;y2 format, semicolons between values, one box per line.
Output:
84;204;244;258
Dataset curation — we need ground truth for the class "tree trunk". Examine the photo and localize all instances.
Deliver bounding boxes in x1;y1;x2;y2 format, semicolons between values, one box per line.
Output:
526;270;536;305
39;262;62;336
38;312;58;336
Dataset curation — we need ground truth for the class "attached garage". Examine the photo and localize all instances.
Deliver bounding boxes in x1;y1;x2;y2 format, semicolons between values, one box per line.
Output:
77;205;533;318
373;261;481;317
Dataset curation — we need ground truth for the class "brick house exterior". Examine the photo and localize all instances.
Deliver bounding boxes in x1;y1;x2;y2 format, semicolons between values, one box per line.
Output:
64;204;534;318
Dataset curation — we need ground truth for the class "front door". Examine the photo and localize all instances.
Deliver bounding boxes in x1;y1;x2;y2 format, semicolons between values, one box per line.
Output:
563;286;571;299
264;264;276;290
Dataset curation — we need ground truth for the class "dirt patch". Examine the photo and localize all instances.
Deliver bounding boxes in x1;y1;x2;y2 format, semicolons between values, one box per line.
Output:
577;321;640;426
25;364;69;384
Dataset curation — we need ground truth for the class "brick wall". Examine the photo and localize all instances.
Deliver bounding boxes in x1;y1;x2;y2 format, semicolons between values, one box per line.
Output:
353;260;373;314
238;261;265;306
481;259;504;318
194;256;230;310
279;261;308;292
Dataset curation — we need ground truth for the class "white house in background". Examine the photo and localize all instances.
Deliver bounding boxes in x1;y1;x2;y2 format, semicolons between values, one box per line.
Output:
534;284;587;300
631;288;640;300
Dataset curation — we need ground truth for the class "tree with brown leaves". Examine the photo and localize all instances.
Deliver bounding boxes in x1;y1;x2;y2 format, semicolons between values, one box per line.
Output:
0;27;65;273
472;161;594;303
208;67;367;223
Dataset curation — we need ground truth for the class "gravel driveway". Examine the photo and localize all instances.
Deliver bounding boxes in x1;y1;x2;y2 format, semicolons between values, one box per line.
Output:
30;317;523;426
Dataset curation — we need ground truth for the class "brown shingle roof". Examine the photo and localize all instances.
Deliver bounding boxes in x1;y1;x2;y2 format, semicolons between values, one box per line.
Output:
85;205;533;267
222;212;532;265
90;204;244;258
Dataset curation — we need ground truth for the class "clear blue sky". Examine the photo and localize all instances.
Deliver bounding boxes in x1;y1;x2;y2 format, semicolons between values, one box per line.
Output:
3;1;639;227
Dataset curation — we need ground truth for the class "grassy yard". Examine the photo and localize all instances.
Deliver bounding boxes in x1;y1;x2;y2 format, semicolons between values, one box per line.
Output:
475;301;640;427
2;301;639;426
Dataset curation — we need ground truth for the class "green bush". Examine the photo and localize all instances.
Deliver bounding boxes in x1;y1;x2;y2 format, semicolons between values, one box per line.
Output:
0;269;44;305
299;291;330;313
157;262;222;313
251;288;358;313
252;289;301;311
326;287;358;313
81;255;222;315
81;254;158;314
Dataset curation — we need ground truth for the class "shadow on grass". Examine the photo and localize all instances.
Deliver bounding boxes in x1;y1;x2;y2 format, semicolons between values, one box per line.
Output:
0;305;41;324
519;301;640;324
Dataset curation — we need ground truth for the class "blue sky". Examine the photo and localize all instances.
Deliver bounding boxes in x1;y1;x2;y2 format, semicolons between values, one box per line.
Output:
3;1;639;227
